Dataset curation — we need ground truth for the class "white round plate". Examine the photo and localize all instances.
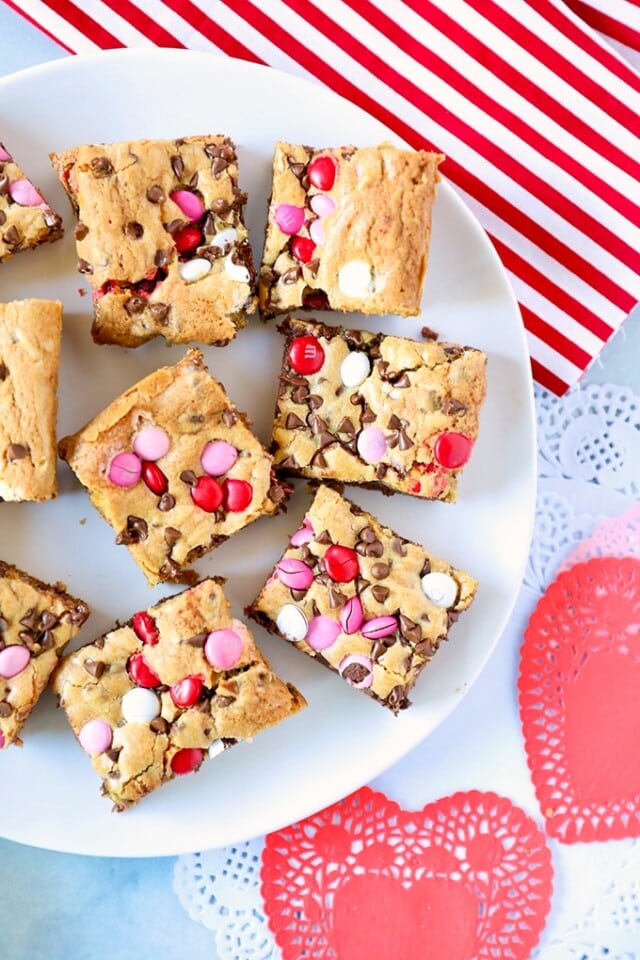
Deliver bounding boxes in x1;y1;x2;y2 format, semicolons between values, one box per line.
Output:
0;49;535;856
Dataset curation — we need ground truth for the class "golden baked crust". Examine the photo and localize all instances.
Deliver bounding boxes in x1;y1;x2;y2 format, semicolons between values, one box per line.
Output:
247;485;477;713
0;299;62;502
59;349;290;586
259;142;443;316
0;140;63;262
271;317;486;502
51;136;255;347
51;578;305;809
0;560;89;748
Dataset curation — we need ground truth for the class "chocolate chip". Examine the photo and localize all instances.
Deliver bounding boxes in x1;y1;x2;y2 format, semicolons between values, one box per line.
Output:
90;156;113;177
75;222;89;240
399;614;422;644
371;561;390;580
398;430;414;451
393;373;411;388
420;558;432;577
287;158;306;178
180;470;197;487
305;395;323;411
211;157;228;178
39;611;59;631
124;296;145;315
210;197;230;216
77;258;93;274
0;211;5;227
20;609;36;630
387;414;402;431
371;585;390;603
171;154;185;179
356;577;370;594
221;409;238;428
124;221;144;238
291;384;310;404
158;494;176;512
290;588;307;602
182;631;207;648
279;455;299;469
441;396;468;415
150;717;170;734
147;184;165;203
8;443;27;461
66;602;90;626
336;417;355;435
311;449;328;468
115;515;148;545
84;658;106;679
421;325;438;340
285;412;305;430
106;747;123;761
375;464;387;479
164;218;185;235
0;175;8;195
365;541;384;558
316;530;333;545
268;482;288;504
447;610;460;628
149;303;170;324
0;701;11;717
0;615;6;632
205;143;236;162
306;259;320;277
391;537;408;557
387;684;410;712
361;405;376;424
3;225;20;246
164;526;180;546
443;345;464;359
281;266;301;284
328;586;346;608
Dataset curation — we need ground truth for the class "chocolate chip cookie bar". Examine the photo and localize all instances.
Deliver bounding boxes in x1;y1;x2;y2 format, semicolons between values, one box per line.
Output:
0;139;63;262
51;136;255;347
259;141;443;316
271;317;486;502
0;560;89;748
0;299;63;502
52;577;306;809
247;485;477;713
59;349;290;586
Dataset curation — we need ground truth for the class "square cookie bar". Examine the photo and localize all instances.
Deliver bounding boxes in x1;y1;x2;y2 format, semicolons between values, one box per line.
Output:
259;141;442;316
0;560;89;748
51;136;255;347
59;349;290;586
52;577;306;809
0;139;63;262
0;299;62;502
247;485;477;713
271;317;486;502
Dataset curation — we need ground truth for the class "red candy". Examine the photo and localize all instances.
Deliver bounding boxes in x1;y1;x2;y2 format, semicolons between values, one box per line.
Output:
223;478;253;512
141;461;168;496
308;155;337;191
127;652;161;688
288;336;325;375
171;747;204;776
291;236;316;264
323;544;359;583
174;224;203;253
434;431;474;469
170;675;203;708
132;611;160;646
190;475;223;512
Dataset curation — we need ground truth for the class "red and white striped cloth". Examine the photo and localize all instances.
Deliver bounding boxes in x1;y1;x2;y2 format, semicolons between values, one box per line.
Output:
5;0;640;394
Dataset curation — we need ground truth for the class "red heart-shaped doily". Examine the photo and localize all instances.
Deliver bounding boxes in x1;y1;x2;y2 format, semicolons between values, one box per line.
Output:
261;786;552;959
520;556;640;843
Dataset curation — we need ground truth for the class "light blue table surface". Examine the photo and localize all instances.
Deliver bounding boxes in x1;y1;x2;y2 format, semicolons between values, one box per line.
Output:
1;5;639;959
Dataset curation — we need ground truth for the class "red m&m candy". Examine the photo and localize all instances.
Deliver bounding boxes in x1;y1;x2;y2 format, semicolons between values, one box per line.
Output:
170;675;203;708
223;478;253;512
190;475;224;512
132;611;160;646
308;155;337;191
288;336;325;375
323;544;359;583
433;431;473;469
173;224;203;253
141;461;168;496
171;747;204;775
291;236;316;264
127;652;161;688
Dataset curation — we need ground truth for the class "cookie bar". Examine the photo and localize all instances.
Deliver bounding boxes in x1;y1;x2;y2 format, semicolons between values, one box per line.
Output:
51;577;306;809
247;485;477;713
259;141;443;316
0;140;63;262
271;317;486;502
0;299;63;502
59;349;291;586
51;136;255;347
0;560;89;748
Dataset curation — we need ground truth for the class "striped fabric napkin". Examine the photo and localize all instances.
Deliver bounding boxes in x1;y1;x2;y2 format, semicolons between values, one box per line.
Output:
5;0;640;394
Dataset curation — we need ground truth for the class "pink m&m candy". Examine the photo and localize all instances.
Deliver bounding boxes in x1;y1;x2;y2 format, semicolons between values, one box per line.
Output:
310;194;336;218
169;189;205;221
276;557;314;590
357;427;388;464
434;431;474;469
108;451;142;487
362;615;398;640
200;440;238;476
0;644;30;679
8;178;44;207
340;596;364;634
0;144;12;162
290;516;314;547
339;654;373;689
309;218;325;246
306;615;341;651
133;426;170;461
274;203;305;234
79;719;113;755
205;629;244;670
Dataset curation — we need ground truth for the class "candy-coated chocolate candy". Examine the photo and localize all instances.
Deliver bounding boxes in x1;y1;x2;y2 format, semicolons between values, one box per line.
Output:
132;610;160;646
276;604;308;643
301;288;330;310
0;644;30;679
309;219;325;246
308;155;337;191
338;259;372;298
171;747;204;775
141;460;168;496
310;193;336;217
204;628;244;670
291;235;316;264
174;223;203;253
223;478;253;512
357;426;388;464
179;257;211;283
127;652;161;688
290;516;314;547
340;351;371;388
0;730;4;748
8;178;44;207
361;615;398;639
323;545;359;583
434;431;474;469
79;719;113;755
209;227;237;249
0;144;12;162
288;336;325;375
421;571;459;608
274;203;305;234
224;255;250;284
339;654;374;689
276;557;314;590
340;596;364;634
306;615;340;651
208;739;226;760
108;451;141;487
200;439;238;476
190;475;223;512
169;189;205;221
133;426;170;462
121;687;160;723
170;675;203;708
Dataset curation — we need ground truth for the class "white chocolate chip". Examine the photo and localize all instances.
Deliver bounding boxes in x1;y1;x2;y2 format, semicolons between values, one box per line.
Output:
420;571;459;608
208;739;227;760
338;260;372;298
179;257;212;283
225;254;250;284
121;688;160;723
276;604;308;643
340;351;371;388
209;227;237;250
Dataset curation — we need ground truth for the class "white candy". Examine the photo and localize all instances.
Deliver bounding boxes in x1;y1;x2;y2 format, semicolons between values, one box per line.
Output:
208;739;227;761
224;255;250;284
340;350;371;388
209;227;237;249
179;257;212;283
338;259;372;299
276;604;308;643
420;571;459;608
121;688;160;723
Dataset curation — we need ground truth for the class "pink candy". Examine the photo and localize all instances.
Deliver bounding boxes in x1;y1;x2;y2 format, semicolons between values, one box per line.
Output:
274;203;305;234
357;427;388;464
276;557;314;590
79;719;113;755
0;645;30;679
133;426;170;461
204;628;244;670
0;144;12;162
309;218;325;246
339;654;374;689
310;194;336;218
306;615;341;651
362;616;398;640
108;451;142;487
169;189;205;222
200;440;238;476
340;596;364;634
8;178;44;207
290;516;315;547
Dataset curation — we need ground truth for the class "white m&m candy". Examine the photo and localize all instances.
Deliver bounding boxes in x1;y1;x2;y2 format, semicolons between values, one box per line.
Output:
121;687;160;723
420;571;459;608
340;351;371;388
276;604;308;643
